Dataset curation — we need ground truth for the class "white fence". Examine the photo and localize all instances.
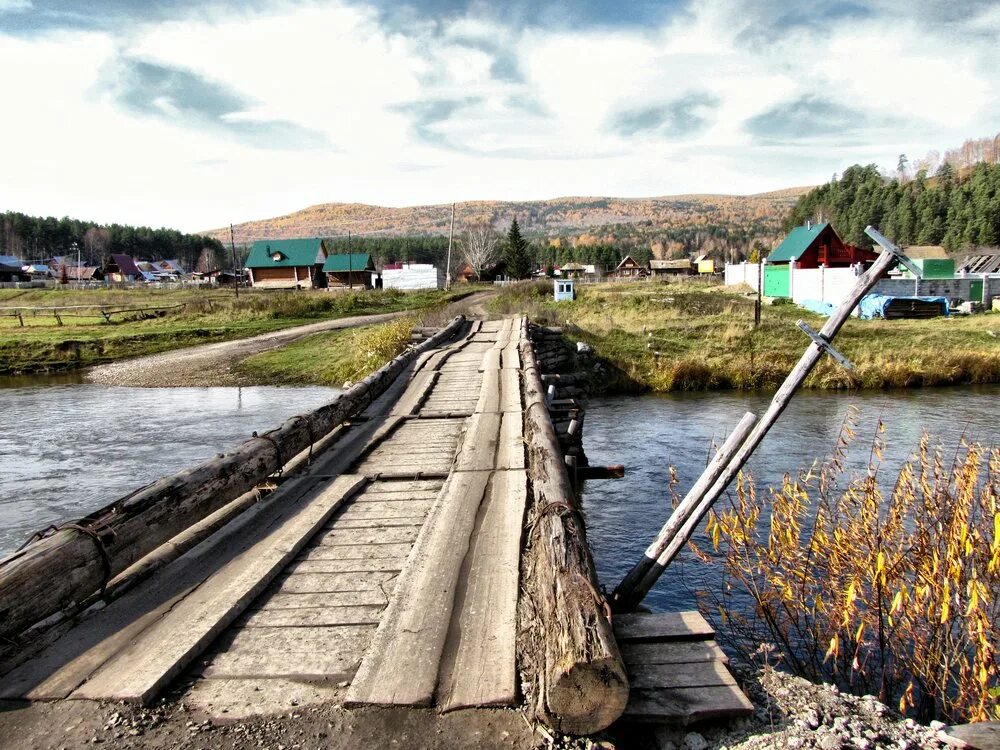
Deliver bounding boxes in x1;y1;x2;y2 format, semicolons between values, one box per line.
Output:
791;266;864;305
723;262;761;291
383;264;444;291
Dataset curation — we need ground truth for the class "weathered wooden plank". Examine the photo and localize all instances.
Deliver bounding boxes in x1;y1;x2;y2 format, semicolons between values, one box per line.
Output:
257;591;389;609
291;557;407;574
619;640;729;666
325;517;425;529
184;677;346;720
390;371;439;417
437;469;528;711
475;367;501;413
334;500;433;518
613;611;714;643
311;526;420;546
296;543;412;561
276;571;398;594
479;348;501;372
623;684;754;723
345;469;492;707
70;475;368;704
237;605;384;628
199;650;362;681
452;412;500;472
497;412;526;470
216;624;375;654
500;367;522;413
627;660;737;690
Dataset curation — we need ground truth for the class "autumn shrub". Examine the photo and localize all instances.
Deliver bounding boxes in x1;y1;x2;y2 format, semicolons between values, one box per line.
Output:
702;414;1000;722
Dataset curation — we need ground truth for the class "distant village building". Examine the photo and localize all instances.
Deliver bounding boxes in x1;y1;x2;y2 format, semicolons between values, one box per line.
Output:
956;248;1000;274
649;259;694;276
64;266;103;283
104;254;145;283
694;254;716;274
382;262;443;290
767;222;878;269
246;238;328;289
0;262;29;282
559;262;587;279
614;255;645;278
324;252;375;289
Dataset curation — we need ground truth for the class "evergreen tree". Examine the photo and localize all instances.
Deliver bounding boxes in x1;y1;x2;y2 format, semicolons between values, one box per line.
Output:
503;218;532;279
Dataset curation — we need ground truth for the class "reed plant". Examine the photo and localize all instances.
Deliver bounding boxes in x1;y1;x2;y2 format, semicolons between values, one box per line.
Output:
700;414;1000;722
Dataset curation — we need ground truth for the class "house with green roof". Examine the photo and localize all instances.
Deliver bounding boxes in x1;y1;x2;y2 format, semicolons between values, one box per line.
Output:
246;238;329;289
764;221;878;297
323;252;376;289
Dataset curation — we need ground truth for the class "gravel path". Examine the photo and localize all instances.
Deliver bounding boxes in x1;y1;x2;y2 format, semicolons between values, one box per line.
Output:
85;291;497;388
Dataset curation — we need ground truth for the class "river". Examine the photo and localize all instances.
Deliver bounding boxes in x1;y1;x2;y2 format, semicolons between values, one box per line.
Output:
0;380;341;556
580;385;1000;613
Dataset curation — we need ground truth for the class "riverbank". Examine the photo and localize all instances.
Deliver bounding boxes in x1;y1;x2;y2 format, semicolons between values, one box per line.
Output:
0;287;472;376
488;280;1000;393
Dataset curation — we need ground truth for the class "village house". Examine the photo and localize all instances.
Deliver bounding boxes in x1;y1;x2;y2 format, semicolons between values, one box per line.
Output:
246;238;328;289
768;222;878;269
324;252;375;289
614;255;645;278
648;258;694;276
0;262;30;282
104;254;145;283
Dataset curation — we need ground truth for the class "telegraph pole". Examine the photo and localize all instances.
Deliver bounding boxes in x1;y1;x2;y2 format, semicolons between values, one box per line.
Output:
348;231;353;290
445;202;455;289
230;224;239;299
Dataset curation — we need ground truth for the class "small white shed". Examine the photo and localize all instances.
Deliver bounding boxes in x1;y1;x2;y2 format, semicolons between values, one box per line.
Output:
554;278;575;301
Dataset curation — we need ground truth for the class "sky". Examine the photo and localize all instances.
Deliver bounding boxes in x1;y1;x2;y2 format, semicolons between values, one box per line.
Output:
1;0;998;233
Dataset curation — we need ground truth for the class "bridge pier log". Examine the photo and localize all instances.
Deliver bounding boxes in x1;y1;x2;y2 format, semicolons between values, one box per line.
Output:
0;316;467;646
517;321;629;736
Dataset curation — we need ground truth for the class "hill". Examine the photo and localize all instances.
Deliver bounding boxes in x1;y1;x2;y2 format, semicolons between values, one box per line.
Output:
205;191;812;257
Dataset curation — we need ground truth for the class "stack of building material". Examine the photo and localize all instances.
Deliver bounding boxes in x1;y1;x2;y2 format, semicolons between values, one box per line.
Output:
382;263;443;290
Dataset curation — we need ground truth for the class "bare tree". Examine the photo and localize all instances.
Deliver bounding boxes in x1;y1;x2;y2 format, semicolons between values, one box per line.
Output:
461;224;500;281
83;227;110;265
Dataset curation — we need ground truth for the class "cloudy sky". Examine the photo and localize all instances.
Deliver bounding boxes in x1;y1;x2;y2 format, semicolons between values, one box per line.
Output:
1;0;998;232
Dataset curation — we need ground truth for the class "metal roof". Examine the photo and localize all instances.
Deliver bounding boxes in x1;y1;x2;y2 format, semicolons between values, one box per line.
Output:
323;253;374;272
247;239;327;268
768;222;829;263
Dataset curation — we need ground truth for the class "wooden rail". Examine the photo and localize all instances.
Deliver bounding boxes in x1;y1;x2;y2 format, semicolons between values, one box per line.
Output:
0;316;466;642
0;303;187;325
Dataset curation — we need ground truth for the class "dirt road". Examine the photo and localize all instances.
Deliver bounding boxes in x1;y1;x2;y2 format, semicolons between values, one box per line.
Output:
85;291;496;387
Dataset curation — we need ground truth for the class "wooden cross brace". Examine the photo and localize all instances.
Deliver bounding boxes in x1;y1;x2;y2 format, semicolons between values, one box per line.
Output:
797;319;854;371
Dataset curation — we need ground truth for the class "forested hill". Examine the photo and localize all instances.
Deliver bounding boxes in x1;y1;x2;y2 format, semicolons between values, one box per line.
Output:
208;191;810;262
787;162;1000;251
0;212;225;269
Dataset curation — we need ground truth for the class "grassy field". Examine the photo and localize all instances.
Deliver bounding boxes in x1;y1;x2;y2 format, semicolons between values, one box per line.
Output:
0;287;468;375
488;279;1000;392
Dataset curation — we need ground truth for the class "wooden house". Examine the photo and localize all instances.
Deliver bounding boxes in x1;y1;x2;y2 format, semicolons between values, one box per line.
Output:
104;254;144;283
649;259;693;276
768;222;878;269
246;239;328;289
614;255;645;278
324;252;375;289
0;262;29;282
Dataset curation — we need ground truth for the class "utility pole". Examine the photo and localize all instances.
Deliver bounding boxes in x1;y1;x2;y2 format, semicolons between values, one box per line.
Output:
348;231;353;290
74;242;80;289
230;224;239;299
445;202;455;290
755;256;762;327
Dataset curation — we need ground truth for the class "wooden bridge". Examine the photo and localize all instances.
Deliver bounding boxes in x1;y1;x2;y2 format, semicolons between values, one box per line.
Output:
0;316;750;736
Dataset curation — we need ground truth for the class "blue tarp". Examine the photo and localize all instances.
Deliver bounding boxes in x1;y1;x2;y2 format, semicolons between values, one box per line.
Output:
858;294;950;320
798;299;836;317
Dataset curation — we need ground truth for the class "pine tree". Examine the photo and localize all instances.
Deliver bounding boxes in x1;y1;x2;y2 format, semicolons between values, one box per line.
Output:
504;218;532;279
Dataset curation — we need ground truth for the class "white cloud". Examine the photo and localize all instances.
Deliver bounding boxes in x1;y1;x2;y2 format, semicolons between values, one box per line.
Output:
0;0;998;232
0;0;32;13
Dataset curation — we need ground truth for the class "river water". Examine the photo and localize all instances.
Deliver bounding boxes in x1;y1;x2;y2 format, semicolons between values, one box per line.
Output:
0;380;340;556
580;386;1000;613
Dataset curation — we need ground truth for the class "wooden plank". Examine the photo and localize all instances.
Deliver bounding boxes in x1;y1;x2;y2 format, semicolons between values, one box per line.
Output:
502;343;521;370
497;411;526;470
452;412;500;472
184;677;346;720
292;557;407;574
296;543;412;561
500;367;521;413
390;371;439;417
257;591;389;609
326;517;425;529
479;348;501;372
334;500;433;517
619;640;729;666
216;624;375;654
277;571;398;594
475;367;501;413
613;611;714;642
70;475;369;704
312;526;420;546
237;605;384;628
345;469;492;707
437;469;528;711
200;650;362;681
623;684;754;723
627;660;737;690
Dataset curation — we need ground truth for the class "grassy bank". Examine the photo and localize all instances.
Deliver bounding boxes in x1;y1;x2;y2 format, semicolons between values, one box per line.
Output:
0;287;468;375
488;279;1000;392
236;317;416;387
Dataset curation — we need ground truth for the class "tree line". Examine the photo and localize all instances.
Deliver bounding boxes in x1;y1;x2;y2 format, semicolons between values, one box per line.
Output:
0;211;225;269
787;161;1000;251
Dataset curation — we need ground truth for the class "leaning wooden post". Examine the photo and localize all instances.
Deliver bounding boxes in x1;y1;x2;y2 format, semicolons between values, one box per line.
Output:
613;227;916;612
518;320;629;735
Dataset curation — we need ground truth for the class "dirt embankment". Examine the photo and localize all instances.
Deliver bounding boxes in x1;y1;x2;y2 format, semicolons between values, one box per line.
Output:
85;292;497;388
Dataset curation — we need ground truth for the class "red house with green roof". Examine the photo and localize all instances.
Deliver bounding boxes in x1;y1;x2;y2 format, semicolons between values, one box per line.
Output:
768;222;878;269
246;238;328;289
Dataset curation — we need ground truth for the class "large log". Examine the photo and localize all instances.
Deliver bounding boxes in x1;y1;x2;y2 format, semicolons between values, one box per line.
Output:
518;321;629;736
0;316;466;642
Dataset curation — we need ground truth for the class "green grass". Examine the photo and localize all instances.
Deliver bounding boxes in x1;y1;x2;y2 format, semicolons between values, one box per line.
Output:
236;318;417;387
488;279;1000;392
0;287;468;374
